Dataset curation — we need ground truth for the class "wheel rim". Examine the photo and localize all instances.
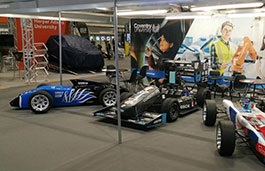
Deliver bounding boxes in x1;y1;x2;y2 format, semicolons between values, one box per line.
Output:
31;94;49;112
169;103;178;120
216;125;222;150
103;90;116;106
202;104;207;122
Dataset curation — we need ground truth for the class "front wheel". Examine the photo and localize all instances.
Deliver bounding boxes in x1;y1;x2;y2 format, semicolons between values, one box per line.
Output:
202;99;217;126
216;120;236;156
29;90;53;114
99;88;117;107
161;98;179;122
196;87;211;107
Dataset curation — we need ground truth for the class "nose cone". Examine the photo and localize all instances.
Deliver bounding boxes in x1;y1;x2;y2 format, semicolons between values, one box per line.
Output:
10;97;19;107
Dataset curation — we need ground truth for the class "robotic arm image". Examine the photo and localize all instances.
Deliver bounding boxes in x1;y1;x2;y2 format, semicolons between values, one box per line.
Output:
231;37;258;74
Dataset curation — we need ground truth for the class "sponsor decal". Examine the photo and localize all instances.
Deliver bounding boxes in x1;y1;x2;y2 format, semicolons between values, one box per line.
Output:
256;143;265;157
180;104;190;109
55;91;64;98
133;23;160;33
78;82;88;85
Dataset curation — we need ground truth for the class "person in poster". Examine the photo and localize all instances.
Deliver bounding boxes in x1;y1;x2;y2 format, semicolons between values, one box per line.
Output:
145;20;191;84
129;18;193;84
146;21;181;70
256;35;265;79
210;21;237;76
130;18;163;69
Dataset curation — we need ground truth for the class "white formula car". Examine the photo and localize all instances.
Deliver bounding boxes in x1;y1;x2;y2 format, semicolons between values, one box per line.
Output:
202;98;265;164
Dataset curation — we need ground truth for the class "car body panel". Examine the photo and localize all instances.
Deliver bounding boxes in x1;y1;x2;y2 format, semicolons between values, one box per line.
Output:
17;85;95;108
10;79;122;110
94;86;167;128
94;85;198;129
223;99;265;162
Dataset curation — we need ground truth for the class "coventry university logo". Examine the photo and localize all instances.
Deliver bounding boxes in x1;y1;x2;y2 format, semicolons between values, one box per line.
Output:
133;23;160;33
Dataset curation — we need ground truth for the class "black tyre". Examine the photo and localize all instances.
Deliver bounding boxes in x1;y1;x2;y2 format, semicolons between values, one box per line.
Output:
120;92;133;102
99;88;117;107
196;87;211;107
29;90;53;114
216;120;236;156
202;99;217;126
161;98;179;122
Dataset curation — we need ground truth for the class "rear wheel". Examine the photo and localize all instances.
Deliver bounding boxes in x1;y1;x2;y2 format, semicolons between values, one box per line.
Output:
99;88;117;107
29;91;53;114
216;120;236;156
202;100;217;126
161;98;179;122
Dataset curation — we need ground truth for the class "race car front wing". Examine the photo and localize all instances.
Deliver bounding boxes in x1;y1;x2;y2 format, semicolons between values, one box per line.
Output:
94;106;167;129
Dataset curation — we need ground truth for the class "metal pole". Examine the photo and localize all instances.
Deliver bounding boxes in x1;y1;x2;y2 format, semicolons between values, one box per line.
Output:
21;18;34;84
58;11;62;85
35;0;39;8
114;0;122;144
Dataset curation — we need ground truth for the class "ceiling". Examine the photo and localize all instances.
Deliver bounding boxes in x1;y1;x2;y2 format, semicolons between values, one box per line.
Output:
0;0;263;14
0;0;264;34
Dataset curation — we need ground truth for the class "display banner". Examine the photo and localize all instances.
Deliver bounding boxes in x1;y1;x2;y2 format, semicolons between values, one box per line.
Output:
33;19;69;44
16;18;69;51
0;17;8;23
130;18;193;78
13;18;69;69
130;18;163;69
182;17;265;79
130;17;265;79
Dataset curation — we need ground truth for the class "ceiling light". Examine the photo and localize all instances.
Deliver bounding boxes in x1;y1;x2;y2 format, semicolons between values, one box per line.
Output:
166;15;211;20
96;8;109;11
117;10;168;16
0;13;108;23
0;13;58;20
228;12;265;18
166;13;211;20
191;2;264;12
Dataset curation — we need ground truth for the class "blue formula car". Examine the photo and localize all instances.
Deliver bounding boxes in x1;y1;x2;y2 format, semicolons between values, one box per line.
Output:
10;79;125;114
